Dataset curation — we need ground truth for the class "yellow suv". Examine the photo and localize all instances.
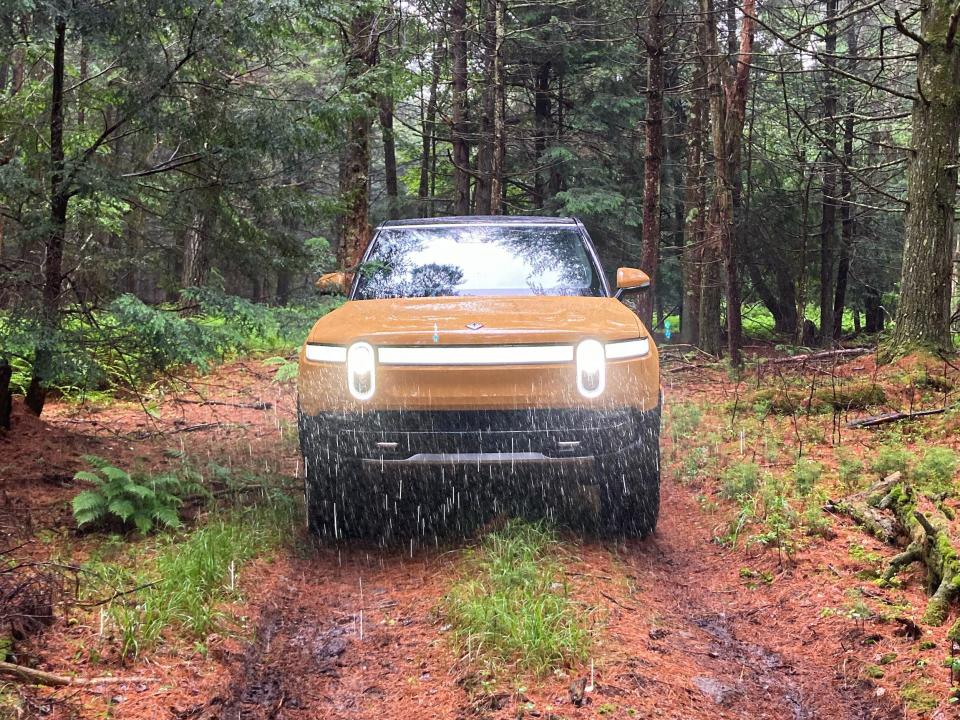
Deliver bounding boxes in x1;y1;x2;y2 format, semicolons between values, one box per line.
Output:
298;216;660;540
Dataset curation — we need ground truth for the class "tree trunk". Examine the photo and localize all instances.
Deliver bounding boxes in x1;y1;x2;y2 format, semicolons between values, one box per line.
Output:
474;0;495;214
746;260;796;335
336;12;379;270
489;0;506;215
864;285;884;333
533;62;551;209
450;0;471;215
680;19;709;346
181;199;216;289
638;0;664;330
0;358;11;431
276;269;291;305
700;0;754;366
379;94;399;221
817;0;839;346
418;41;442;217
832;23;857;340
888;2;960;356
25;16;68;417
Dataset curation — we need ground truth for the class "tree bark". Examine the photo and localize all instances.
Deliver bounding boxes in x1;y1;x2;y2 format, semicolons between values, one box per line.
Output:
0;358;11;430
475;0;495;214
700;0;754;365
533;62;551;209
181;190;218;290
680;17;709;346
450;0;471;215
489;0;506;215
418;41;442;217
817;0;839;346
336;11;379;270
864;285;884;333
889;2;960;355
638;0;665;330
379;94;399;221
833;23;858;340
25;16;68;417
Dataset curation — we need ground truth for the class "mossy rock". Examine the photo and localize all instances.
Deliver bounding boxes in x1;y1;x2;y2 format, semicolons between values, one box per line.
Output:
812;383;886;412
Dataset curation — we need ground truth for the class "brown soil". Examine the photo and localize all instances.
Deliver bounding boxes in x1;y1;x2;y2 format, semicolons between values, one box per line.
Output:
2;351;958;719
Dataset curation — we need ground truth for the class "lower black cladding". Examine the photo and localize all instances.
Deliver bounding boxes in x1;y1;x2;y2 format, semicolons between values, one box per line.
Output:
298;406;659;464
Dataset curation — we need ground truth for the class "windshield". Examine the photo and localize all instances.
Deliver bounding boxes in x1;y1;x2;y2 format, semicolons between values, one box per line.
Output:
352;225;604;299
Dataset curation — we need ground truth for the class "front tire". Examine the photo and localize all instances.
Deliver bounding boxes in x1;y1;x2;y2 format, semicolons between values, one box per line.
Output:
597;409;661;537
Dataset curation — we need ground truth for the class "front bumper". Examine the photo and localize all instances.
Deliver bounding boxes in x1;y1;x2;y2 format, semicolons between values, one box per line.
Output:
298;406;660;467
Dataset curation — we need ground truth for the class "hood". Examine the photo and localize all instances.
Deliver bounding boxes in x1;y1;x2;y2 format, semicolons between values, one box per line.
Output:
306;295;644;347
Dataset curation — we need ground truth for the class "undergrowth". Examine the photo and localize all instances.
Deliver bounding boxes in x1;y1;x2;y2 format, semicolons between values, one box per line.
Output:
79;466;298;660
442;522;590;676
1;288;338;401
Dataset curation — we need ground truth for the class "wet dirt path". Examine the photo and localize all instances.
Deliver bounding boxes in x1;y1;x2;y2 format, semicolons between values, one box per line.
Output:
185;482;902;720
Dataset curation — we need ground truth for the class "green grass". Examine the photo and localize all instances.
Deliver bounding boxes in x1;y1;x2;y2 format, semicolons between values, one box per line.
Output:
85;498;297;659
442;522;591;675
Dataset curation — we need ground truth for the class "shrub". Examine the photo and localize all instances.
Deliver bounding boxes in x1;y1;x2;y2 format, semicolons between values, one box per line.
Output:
913;447;959;495
836;450;864;492
871;447;912;479
667;402;702;443
72;456;204;534
793;459;822;496
720;462;762;499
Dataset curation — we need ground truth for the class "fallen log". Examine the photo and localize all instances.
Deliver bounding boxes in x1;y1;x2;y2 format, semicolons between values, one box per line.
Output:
830;473;960;638
846;408;946;429
0;661;154;687
764;347;870;365
172;398;272;410
824;473;904;544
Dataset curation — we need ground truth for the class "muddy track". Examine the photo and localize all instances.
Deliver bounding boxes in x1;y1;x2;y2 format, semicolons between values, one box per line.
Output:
189;481;903;720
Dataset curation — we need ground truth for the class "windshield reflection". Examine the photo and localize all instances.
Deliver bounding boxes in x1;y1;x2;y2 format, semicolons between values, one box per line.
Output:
354;226;603;299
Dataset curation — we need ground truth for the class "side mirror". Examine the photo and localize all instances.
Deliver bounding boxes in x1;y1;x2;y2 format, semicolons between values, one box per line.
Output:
615;267;650;299
316;271;350;295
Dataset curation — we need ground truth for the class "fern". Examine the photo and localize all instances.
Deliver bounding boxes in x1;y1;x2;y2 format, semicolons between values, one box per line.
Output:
71;457;195;534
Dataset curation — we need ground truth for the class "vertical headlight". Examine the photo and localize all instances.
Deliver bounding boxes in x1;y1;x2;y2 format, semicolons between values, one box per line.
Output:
576;339;605;398
346;342;376;400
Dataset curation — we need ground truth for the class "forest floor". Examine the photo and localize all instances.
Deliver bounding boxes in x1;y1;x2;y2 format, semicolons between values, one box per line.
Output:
1;347;959;719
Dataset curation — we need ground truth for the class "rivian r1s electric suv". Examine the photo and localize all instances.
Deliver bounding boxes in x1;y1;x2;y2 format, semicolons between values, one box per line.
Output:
298;216;661;540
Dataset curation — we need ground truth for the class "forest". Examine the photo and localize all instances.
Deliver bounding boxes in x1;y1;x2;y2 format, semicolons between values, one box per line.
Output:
1;0;960;718
0;0;958;430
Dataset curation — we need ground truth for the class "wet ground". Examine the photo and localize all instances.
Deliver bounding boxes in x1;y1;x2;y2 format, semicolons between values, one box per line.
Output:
3;355;954;718
168;479;901;720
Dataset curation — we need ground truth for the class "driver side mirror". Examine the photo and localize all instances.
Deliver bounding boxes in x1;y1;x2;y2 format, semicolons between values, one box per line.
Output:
316;271;350;295
615;267;650;299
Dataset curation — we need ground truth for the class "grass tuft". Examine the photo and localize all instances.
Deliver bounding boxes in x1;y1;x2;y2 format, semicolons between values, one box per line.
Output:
87;497;297;659
442;522;591;675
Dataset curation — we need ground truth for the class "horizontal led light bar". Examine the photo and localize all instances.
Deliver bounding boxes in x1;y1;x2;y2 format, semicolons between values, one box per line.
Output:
378;345;574;366
604;337;650;360
305;339;650;366
304;344;347;363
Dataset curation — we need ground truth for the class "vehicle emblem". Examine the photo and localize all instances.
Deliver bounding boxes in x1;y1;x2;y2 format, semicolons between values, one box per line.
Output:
433;323;439;343
466;322;484;331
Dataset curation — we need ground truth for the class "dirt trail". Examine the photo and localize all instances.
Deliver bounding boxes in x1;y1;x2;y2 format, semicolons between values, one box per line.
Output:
178;481;901;720
4;358;941;718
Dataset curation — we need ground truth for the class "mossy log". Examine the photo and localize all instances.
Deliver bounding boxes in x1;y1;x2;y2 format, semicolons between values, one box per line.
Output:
825;473;904;544
830;473;960;638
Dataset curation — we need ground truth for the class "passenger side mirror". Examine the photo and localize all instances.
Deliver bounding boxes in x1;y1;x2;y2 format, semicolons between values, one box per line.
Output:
316;271;350;295
615;267;650;299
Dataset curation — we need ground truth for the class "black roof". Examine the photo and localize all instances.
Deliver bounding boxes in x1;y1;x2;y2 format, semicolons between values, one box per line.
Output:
379;215;577;227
